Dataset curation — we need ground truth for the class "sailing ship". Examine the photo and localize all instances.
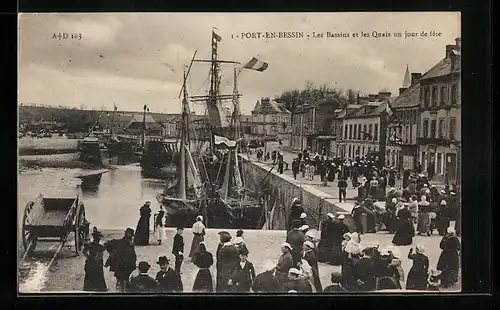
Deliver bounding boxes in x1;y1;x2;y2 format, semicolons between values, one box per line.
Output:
156;29;268;229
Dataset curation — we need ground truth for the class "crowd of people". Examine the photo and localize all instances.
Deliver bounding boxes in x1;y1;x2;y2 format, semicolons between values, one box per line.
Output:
81;195;460;293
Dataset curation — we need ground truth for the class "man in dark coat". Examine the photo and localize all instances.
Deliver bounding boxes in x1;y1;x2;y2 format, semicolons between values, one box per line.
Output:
128;261;158;293
216;232;239;292
172;227;184;274
229;250;256;292
283;268;312;292
286;220;305;267
252;266;280;293
292;158;300;180
287;198;304;231
302;241;322;292
275;243;294;291
104;228;137;292
354;248;377;292
338;177;348;202
155;256;183;292
323;271;349;293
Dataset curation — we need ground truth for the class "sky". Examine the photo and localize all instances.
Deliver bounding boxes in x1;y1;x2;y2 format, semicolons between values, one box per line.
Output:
18;12;460;115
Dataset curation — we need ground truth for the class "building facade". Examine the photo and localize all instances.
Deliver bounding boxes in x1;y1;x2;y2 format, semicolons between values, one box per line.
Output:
251;97;291;140
417;38;461;184
386;67;422;170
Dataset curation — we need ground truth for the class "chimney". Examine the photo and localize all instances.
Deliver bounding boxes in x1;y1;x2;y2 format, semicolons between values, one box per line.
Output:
411;73;422;85
399;87;407;96
445;44;456;58
455;38;461;50
378;92;392;100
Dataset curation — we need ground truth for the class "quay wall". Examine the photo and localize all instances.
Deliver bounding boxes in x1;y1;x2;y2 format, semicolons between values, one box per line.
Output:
19;137;82;155
240;155;353;231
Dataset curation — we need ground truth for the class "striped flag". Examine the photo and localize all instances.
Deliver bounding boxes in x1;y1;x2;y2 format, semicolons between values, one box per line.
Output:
243;57;269;72
213;28;222;42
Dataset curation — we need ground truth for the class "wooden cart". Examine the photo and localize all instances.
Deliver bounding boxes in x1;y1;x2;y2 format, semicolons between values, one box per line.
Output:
21;194;89;256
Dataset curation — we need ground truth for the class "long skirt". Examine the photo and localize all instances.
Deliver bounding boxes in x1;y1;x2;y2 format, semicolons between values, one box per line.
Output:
83;265;108;292
316;238;332;263
405;268;428;290
193;268;213;292
437;250;460;287
134;216;150;245
155;225;166;242
376;276;401;290
417;212;430;234
392;221;414;246
189;234;204;257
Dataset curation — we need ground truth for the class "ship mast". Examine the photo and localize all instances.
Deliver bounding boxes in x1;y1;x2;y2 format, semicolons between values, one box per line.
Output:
178;67;190;200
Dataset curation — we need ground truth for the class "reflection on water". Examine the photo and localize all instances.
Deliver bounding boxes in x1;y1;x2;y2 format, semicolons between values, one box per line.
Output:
18;165;167;231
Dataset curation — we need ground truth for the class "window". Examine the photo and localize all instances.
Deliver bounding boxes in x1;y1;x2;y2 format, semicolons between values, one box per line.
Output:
437;153;442;174
349;124;353;139
421;152;426;166
423;119;429;138
424;87;430;107
368;124;373;140
412;110;417;123
374;123;378;141
363;124;367;140
340;126;342;140
449;118;457;140
440;86;447;105
353;124;357;140
432;87;438;106
438;119;445;138
420;86;424;105
405;125;410;144
357;146;360;155
348;145;352;158
368;146;371;153
362;146;365;156
430;119;437;138
358;124;362;140
451;84;458;105
344;125;348;139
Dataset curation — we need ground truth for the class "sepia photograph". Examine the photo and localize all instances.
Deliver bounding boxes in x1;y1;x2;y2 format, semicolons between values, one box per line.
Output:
18;12;461;294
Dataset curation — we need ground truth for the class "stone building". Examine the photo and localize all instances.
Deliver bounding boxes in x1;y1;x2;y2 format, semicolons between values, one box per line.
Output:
340;92;393;159
290;97;345;154
386;66;422;170
251;97;291;140
417;38;461;184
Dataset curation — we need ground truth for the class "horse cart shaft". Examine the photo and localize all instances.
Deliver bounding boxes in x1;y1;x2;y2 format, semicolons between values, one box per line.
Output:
22;194;90;257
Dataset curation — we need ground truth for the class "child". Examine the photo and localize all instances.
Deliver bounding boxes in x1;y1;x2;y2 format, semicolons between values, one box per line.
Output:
341;233;351;252
406;244;429;290
172;227;184;274
229;250;256;292
426;268;442;292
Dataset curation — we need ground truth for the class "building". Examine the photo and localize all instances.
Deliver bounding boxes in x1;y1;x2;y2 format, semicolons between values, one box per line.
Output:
333;105;361;157
240;115;253;136
386;66;422;170
417;38;461;184
156;114;181;138
126;114;163;136
251;97;291;140
290;97;346;153
340;92;393;159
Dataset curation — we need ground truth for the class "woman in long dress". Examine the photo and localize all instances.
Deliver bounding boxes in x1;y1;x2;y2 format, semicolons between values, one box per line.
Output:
406;244;429;290
436;227;460;288
392;204;414;246
189;215;205;257
192;242;214;292
83;227;108;292
134;201;152;246
155;205;166;245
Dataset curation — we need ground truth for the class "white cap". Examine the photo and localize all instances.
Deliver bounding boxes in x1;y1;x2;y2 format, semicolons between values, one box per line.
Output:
288;290;298;293
440;190;446;194
233;237;244;244
440;200;447;205
447;227;456;234
292;197;299;204
288;268;301;275
416;243;426;254
391;198;397;203
305;230;317;239
450;192;456;195
379;249;390;256
299;225;309;231
300;213;307;219
424;184;428;187
196;215;203;221
337;214;345;220
145;200;151;203
282;242;293;250
327;213;335;219
304;241;315;249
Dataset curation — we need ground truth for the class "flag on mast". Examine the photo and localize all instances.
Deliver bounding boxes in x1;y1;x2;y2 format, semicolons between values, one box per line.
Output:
243;57;269;72
212;28;222;42
114;103;117;111
385;102;393;116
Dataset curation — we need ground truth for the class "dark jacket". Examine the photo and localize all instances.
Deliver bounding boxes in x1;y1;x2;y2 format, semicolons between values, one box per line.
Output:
173;234;184;256
128;274;158;293
323;284;349;293
283;278;313;292
155;268;183;292
303;250;322;292
193;251;213;269
230;261;256;292
252;270;279;292
286;230;305;254
104;237;136;280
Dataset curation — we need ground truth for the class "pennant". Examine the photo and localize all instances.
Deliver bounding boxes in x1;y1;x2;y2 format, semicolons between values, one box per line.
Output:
213;28;222;42
243;57;269;72
385;102;393;116
114;104;117;111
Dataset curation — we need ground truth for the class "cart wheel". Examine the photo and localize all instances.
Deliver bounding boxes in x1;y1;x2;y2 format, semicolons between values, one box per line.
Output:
22;202;36;255
74;203;86;255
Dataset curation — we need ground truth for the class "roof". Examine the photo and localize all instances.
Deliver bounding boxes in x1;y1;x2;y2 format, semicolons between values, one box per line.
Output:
344;102;390;119
129;114;157;124
420;53;461;80
390;82;420;109
253;98;290;114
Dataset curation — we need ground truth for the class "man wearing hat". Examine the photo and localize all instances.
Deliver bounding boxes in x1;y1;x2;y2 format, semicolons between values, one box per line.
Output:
83;227;107;292
155;256;183;292
216;231;239;292
302;241;322;292
172;227;185;274
287;198;304;231
283;268;312;292
104;228;137;292
286;220;305;268
275;243;294;291
299;212;307;227
128;261;158;293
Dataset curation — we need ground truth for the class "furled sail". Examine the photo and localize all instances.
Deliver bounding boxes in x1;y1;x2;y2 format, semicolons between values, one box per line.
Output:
234;146;243;189
186;145;203;198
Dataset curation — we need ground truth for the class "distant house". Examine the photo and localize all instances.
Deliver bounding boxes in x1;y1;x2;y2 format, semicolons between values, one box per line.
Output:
251;97;291;140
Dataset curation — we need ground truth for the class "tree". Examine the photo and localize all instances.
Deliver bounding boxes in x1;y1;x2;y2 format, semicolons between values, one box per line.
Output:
345;89;358;105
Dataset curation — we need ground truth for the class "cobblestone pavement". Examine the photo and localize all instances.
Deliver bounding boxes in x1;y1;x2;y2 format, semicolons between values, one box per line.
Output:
31;228;459;293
